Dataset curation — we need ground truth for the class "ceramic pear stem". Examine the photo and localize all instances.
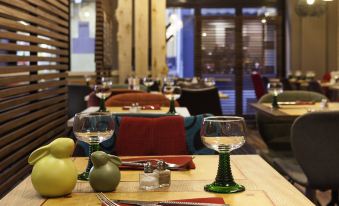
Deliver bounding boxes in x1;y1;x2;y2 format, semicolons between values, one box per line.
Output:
204;153;245;193
78;142;100;181
167;97;176;114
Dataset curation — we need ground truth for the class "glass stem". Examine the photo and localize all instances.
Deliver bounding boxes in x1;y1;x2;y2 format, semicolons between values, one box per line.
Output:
215;152;235;185
168;97;176;114
99;97;106;112
272;95;279;109
78;142;100;180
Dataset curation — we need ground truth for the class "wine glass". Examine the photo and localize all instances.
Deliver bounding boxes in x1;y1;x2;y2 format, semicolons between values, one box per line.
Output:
94;84;111;112
163;85;181;114
267;82;283;108
204;77;216;87
163;76;175;86
73;112;114;180
200;116;246;193
143;77;154;92
101;77;114;87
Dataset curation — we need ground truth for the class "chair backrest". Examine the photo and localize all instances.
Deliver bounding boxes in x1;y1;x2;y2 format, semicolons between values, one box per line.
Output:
322;72;331;82
307;80;324;94
67;85;91;118
178;87;222;116
87;89;146;107
105;93;178;107
251;72;267;100
281;78;293;90
258;90;326;104
291;111;339;190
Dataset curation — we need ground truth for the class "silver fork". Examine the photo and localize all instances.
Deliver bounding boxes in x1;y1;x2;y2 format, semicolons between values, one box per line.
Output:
96;193;120;206
122;159;181;169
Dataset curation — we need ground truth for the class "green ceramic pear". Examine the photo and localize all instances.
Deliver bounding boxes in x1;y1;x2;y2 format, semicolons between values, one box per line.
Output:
28;138;77;197
89;151;121;192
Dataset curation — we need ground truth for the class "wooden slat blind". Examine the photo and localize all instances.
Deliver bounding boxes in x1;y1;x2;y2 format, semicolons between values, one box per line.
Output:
95;0;106;81
0;0;69;197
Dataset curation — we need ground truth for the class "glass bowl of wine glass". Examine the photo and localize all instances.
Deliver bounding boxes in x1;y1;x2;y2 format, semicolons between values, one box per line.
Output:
200;116;246;193
162;85;181;114
143;77;154;92
267;82;283;108
73;112;114;180
204;77;216;87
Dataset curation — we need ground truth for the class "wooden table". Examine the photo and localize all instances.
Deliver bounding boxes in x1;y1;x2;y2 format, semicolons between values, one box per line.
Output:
0;155;314;206
251;102;339;120
67;106;191;127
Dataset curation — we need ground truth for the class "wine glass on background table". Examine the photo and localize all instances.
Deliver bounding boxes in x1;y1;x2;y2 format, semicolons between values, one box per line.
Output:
267;82;283;109
94;84;111;112
143;76;154;92
73;112;114;180
204;77;216;87
200;116;246;193
163;85;181;114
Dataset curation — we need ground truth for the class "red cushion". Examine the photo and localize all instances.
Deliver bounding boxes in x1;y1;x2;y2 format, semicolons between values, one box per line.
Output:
115;116;188;156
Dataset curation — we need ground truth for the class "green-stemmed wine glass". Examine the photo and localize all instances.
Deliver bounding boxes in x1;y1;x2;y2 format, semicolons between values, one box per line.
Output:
267;82;283;109
163;85;181;114
200;116;246;193
94;84;111;112
73;112;114;180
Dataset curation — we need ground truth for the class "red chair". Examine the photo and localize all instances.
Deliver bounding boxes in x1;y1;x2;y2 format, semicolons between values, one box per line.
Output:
105;93;179;107
251;72;267;100
114;116;188;156
322;72;331;83
87;89;145;107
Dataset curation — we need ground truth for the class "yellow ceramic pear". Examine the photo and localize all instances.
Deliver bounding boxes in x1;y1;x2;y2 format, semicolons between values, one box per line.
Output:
28;138;78;197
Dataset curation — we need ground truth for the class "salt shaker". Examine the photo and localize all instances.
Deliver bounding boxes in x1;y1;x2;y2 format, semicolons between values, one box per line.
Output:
154;161;171;187
139;162;159;190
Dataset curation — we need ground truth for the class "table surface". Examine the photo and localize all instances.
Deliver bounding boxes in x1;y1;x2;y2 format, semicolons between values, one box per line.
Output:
251;102;339;119
67;106;191;127
0;155;314;206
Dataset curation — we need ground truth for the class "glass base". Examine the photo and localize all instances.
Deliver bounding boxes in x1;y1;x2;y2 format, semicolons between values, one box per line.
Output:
204;181;245;194
78;171;90;181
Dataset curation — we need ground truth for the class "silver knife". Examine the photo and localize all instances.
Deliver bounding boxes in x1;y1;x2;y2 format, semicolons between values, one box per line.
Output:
114;199;229;206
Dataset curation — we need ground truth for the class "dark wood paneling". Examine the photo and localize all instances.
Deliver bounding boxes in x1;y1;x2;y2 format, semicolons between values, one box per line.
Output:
0;0;69;197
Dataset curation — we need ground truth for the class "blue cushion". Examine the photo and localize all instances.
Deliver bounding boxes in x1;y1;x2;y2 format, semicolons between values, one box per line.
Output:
74;114;215;156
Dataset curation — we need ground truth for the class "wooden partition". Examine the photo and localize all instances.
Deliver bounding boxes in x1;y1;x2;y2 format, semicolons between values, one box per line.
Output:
95;0;105;80
116;0;167;83
0;0;69;197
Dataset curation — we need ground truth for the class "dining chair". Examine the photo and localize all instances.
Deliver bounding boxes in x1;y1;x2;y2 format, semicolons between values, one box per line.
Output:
105;93;179;107
251;71;267;100
177;87;222;116
68;85;92;118
87;89;146;107
307;80;325;94
256;91;327;151
73;114;214;157
273;111;339;205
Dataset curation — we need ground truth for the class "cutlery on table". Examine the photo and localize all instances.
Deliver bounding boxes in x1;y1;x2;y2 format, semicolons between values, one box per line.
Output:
114;199;229;206
121;159;181;169
96;193;120;206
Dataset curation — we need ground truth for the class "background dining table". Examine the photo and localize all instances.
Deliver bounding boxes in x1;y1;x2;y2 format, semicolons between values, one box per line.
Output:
67;106;191;127
0;155;313;206
251;102;339;120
